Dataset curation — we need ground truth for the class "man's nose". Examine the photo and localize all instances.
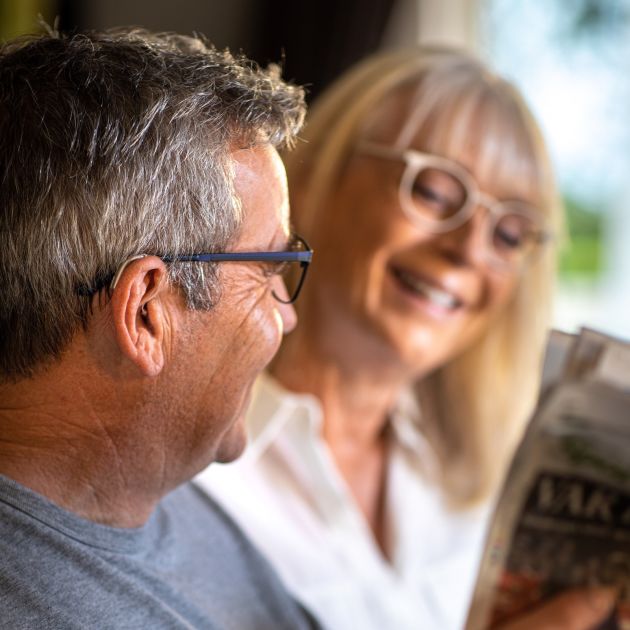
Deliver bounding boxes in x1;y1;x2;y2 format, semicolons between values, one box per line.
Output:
278;300;297;335
271;275;298;333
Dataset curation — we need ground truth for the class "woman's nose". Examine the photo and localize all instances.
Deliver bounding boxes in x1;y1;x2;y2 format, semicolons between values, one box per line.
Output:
434;206;488;267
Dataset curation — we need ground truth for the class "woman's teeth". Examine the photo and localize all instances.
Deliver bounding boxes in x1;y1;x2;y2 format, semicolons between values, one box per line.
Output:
395;270;460;309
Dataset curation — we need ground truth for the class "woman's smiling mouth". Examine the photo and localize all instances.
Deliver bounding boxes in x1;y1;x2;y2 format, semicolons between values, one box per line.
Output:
391;266;464;313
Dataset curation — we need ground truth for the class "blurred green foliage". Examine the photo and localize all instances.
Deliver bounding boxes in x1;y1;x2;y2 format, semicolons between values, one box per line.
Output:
559;196;605;280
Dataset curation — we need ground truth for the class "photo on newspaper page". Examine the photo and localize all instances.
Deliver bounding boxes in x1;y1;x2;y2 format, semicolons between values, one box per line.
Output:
466;329;630;630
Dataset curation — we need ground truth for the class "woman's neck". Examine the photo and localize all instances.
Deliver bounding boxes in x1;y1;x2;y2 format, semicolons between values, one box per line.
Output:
270;328;410;557
271;328;407;447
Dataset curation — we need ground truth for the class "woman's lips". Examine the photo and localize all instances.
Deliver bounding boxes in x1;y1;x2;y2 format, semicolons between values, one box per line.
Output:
391;267;464;312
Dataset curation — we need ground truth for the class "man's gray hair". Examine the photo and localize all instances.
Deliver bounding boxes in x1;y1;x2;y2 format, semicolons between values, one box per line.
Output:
0;27;305;380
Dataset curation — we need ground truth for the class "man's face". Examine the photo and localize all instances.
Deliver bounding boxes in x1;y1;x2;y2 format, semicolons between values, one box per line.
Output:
164;144;296;467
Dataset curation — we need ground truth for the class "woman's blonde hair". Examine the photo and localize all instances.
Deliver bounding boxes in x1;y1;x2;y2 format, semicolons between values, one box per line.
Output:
284;47;563;506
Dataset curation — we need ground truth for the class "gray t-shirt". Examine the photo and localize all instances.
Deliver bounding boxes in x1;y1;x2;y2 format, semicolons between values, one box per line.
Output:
0;474;318;629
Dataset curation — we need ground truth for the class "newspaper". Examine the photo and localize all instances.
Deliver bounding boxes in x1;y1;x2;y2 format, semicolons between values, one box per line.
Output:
465;328;630;630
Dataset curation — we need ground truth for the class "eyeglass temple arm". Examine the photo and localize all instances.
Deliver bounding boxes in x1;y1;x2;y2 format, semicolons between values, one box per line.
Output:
163;251;312;263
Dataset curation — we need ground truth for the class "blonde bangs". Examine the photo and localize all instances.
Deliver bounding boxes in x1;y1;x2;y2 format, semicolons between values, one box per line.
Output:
395;72;544;211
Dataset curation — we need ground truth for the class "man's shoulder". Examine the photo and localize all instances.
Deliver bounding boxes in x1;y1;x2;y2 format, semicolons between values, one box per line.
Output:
0;478;319;629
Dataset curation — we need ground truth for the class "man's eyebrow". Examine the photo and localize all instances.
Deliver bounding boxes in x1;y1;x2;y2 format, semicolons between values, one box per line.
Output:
273;229;295;252
282;234;294;250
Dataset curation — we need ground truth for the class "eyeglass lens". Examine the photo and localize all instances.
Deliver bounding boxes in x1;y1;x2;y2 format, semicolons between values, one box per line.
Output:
491;206;540;265
272;239;310;304
404;166;543;268
408;167;468;222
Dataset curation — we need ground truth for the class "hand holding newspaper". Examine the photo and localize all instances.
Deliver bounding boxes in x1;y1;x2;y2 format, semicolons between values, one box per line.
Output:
466;328;630;630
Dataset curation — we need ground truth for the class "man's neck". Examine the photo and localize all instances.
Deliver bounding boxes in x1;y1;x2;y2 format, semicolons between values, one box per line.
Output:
0;356;166;528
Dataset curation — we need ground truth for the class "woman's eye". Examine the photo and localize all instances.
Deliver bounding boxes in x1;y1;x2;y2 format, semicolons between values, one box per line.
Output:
413;185;461;220
495;228;524;250
414;183;447;204
494;218;534;251
411;168;466;218
494;200;549;252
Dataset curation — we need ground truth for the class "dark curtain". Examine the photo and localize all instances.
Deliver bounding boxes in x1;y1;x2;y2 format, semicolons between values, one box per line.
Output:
57;0;83;33
56;0;397;103
252;0;397;102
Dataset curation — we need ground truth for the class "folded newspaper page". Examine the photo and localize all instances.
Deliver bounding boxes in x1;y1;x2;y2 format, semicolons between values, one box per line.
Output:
466;328;630;630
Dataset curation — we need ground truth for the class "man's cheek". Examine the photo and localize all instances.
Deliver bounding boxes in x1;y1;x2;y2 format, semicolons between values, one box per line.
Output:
246;306;284;366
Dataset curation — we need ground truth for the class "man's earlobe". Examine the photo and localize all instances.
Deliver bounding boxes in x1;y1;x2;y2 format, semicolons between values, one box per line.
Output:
109;256;170;376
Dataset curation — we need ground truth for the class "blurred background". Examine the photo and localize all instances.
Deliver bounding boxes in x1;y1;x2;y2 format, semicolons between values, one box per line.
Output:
2;0;629;339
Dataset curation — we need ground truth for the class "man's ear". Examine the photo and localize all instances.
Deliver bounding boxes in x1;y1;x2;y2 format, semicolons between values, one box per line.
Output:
109;256;171;377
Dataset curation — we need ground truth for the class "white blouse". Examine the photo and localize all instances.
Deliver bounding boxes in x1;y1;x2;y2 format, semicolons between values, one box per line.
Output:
194;373;491;630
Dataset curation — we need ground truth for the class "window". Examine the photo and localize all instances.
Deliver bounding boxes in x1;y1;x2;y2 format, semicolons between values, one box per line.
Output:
480;0;630;338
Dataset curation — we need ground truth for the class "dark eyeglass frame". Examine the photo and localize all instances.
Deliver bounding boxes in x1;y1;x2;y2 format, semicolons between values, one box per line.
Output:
161;234;312;304
85;234;313;304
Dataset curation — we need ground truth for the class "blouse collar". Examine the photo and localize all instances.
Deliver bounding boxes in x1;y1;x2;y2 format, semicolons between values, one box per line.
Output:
244;373;434;469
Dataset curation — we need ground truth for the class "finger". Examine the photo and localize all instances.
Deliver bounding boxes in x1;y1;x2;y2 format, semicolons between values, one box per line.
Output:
496;587;617;630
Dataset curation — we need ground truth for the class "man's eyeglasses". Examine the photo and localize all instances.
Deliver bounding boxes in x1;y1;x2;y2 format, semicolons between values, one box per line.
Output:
162;234;312;304
359;141;552;272
80;234;313;305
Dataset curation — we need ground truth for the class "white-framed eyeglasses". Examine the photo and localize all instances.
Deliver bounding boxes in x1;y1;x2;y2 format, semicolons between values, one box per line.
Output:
358;141;552;271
